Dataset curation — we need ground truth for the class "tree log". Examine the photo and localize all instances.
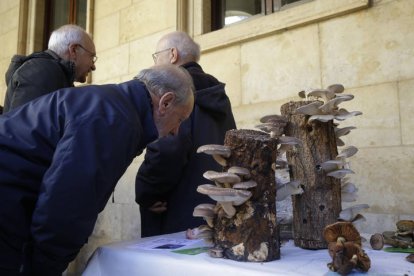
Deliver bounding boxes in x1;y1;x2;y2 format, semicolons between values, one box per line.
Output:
213;129;280;261
280;101;341;249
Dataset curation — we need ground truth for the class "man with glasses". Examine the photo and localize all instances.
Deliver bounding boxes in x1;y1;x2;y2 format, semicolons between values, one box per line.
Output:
136;31;236;237
3;24;97;113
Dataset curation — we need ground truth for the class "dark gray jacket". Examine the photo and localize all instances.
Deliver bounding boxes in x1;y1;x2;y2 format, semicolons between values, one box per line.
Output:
3;49;75;113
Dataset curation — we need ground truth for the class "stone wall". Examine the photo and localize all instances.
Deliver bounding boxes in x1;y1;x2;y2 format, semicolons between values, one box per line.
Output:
0;0;412;275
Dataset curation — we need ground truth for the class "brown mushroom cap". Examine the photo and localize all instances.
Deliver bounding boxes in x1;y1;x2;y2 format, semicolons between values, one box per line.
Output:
330;240;371;273
323;221;362;246
396;220;414;232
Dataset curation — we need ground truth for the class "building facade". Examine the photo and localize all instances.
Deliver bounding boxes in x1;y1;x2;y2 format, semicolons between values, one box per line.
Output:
0;0;413;274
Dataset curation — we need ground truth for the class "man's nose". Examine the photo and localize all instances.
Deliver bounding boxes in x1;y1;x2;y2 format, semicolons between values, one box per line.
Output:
91;63;96;71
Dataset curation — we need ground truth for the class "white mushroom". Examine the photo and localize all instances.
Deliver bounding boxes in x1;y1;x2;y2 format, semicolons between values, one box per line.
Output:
335;126;357;137
277;136;302;155
307;89;336;102
278;136;302;146
186;225;213;242
203;170;241;188
327;168;355;179
197;144;231;166
308;114;335;123
193;203;216;227
336;137;345;147
233;180;257;190
341;181;358;193
260;114;287;124
334;109;363;121
227;166;251;179
327;83;345;94
296;101;324;116
339;204;369;222
320;160;344;173
337;146;358;159
196;184;252;218
341;181;359;202
276;180;303;201
255;123;284;138
341;190;358;202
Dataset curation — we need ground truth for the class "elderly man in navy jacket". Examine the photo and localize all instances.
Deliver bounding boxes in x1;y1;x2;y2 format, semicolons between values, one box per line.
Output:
0;64;194;276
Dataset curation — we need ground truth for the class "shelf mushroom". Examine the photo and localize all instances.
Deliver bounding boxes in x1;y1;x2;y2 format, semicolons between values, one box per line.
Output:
276;180;303;201
341;180;358;202
193;203;216;228
227;166;251;180
197;144;231;166
255;114;288;138
196;184;252;218
295;84;362;124
338;203;369;224
203;170;241;188
320;146;358;179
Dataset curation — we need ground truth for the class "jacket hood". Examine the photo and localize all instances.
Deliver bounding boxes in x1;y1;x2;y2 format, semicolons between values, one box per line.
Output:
194;83;232;120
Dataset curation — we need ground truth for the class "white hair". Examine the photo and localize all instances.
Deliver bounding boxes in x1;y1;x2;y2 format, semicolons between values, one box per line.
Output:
48;24;90;57
162;31;201;62
135;64;194;106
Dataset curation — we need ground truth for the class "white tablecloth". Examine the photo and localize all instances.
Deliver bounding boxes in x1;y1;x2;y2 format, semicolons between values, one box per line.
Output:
83;232;413;276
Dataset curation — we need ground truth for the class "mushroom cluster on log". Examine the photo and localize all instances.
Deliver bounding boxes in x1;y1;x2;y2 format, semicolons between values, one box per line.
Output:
280;84;368;249
194;129;280;262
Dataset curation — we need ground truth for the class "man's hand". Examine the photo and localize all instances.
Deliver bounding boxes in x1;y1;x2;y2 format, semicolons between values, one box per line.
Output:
148;201;167;213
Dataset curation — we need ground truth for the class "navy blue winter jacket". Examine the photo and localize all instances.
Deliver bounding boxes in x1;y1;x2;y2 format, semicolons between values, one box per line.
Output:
0;80;157;275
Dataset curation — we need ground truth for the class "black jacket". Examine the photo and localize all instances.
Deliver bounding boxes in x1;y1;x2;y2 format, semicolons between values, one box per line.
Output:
0;80;157;275
136;62;236;236
3;49;75;113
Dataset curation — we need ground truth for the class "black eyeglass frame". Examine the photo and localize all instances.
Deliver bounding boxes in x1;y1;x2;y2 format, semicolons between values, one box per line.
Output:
77;44;98;63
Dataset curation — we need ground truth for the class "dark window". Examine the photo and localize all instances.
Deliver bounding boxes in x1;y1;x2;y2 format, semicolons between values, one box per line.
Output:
43;0;87;49
211;0;306;31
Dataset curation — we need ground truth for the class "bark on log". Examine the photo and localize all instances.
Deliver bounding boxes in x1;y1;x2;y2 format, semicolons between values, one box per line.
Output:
213;129;280;261
280;101;341;249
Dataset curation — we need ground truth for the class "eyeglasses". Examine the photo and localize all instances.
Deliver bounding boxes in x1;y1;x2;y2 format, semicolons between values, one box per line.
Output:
77;44;98;63
152;48;172;63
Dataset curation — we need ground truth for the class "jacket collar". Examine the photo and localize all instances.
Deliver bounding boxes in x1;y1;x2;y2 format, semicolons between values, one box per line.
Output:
118;80;158;148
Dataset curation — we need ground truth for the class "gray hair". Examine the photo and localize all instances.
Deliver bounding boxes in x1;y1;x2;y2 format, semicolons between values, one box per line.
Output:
161;31;200;62
48;24;90;57
135;64;194;106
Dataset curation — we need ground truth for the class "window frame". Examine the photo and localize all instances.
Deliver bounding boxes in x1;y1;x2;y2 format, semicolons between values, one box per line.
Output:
186;0;370;53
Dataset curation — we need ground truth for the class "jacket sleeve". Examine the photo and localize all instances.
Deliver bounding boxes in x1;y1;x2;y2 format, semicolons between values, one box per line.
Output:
29;115;138;275
135;119;192;208
8;59;71;110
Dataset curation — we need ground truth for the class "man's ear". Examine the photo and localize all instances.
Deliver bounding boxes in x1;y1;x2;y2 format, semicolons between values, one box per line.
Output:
68;43;78;60
158;92;176;114
170;47;178;64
